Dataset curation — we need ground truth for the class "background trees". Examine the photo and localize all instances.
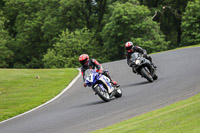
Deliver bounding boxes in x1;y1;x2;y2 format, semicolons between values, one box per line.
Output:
0;0;199;68
102;1;169;60
139;0;190;48
0;11;13;68
181;0;200;46
43;28;99;68
3;0;62;68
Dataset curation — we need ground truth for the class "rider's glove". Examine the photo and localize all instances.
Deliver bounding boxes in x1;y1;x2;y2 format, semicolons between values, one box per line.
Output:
99;69;103;74
83;83;87;87
143;54;147;58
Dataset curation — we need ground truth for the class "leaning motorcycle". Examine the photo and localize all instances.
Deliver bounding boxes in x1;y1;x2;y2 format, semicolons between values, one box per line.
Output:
130;52;158;82
84;69;122;102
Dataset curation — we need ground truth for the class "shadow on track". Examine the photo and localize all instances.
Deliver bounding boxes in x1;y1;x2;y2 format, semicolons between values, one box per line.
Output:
68;96;121;109
120;81;149;88
81;100;105;106
68;100;105;109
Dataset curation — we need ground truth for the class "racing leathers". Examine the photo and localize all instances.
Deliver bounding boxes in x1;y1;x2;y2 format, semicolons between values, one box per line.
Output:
125;46;155;70
81;58;118;87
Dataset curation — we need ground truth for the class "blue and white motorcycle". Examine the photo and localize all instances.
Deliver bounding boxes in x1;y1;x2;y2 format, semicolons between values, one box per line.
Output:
84;69;122;102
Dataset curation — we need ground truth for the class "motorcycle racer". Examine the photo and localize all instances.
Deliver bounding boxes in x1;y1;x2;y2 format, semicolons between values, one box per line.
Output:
125;41;157;72
79;54;119;87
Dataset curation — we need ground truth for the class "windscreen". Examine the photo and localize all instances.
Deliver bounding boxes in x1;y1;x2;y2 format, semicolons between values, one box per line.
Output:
131;52;140;61
84;69;93;77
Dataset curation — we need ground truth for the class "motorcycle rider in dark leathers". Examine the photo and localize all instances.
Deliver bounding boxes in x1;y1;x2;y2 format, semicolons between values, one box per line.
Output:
79;54;119;87
125;41;157;73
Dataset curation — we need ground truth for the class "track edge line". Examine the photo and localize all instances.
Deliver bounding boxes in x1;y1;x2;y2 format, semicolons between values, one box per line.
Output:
0;68;81;124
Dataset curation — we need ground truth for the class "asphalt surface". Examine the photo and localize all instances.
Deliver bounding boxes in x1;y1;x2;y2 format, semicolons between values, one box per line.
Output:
0;47;200;133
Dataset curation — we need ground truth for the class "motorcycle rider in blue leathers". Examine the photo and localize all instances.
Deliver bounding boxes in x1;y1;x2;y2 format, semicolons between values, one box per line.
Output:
79;54;119;87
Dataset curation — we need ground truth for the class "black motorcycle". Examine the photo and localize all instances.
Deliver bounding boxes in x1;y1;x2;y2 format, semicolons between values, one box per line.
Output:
130;52;158;82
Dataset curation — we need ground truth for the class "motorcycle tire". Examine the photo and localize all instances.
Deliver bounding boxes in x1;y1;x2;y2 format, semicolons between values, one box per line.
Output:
141;67;153;82
94;85;110;102
114;87;122;98
153;74;158;80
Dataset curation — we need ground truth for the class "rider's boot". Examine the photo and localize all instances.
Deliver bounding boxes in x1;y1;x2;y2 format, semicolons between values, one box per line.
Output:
104;71;120;87
147;55;157;68
151;62;157;68
111;80;120;88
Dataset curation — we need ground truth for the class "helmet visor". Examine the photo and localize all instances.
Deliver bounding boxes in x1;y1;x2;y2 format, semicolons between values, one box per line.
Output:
126;46;132;50
80;59;87;65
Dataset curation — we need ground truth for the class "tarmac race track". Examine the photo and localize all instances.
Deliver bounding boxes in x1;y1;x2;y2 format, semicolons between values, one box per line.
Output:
0;47;200;133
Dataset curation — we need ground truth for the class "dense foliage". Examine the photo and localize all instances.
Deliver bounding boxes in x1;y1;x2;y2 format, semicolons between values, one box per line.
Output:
139;0;190;48
0;0;198;68
0;11;13;67
181;0;200;46
43;28;102;68
102;2;169;60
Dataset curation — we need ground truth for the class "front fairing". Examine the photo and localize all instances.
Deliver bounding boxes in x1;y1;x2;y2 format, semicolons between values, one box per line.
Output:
131;52;143;66
131;52;140;61
84;69;114;94
84;69;99;87
131;53;154;75
98;75;114;93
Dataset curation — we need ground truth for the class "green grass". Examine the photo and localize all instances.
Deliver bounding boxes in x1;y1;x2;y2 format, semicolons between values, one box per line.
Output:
151;44;200;55
92;93;200;133
174;44;200;49
0;68;79;122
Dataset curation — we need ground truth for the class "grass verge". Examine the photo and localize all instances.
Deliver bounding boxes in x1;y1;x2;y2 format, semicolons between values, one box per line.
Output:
92;93;200;133
151;44;200;55
174;44;200;49
0;68;79;122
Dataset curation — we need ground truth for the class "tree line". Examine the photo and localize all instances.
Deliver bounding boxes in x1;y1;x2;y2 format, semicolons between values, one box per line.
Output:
0;0;199;68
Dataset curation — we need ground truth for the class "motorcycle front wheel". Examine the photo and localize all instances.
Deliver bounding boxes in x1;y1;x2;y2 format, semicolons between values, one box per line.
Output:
153;73;158;80
140;67;153;82
94;85;110;102
114;87;122;98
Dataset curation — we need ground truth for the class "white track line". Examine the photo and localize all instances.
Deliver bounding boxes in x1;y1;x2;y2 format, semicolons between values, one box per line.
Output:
0;68;81;124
